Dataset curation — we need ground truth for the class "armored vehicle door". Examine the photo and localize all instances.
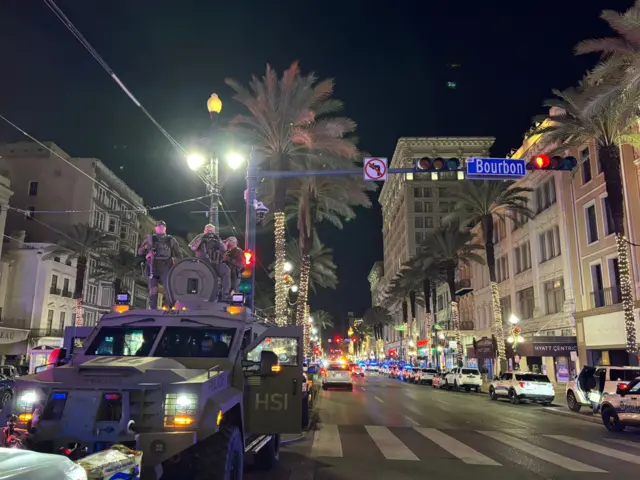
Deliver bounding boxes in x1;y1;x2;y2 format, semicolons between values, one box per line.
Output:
243;325;304;435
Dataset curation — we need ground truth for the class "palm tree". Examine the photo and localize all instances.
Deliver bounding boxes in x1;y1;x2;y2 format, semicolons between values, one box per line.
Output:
312;310;334;332
416;224;485;367
447;181;534;370
277;237;339;292
287;174;373;329
363;306;393;343
43;224;111;326
534;81;640;364
92;249;142;302
226;62;359;326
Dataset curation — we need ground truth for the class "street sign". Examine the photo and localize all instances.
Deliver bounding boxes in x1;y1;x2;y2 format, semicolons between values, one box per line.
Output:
363;157;388;181
466;158;526;180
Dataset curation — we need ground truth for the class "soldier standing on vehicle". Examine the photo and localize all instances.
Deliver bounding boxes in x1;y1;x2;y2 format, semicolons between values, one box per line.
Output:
189;224;230;302
223;236;245;295
138;220;182;309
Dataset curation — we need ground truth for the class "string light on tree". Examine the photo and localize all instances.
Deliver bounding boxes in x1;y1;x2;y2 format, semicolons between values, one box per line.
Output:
616;234;637;356
490;282;507;367
274;212;288;326
451;301;463;366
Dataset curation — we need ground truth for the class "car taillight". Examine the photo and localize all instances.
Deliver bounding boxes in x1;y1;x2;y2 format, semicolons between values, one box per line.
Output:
519;382;526;388
617;382;629;391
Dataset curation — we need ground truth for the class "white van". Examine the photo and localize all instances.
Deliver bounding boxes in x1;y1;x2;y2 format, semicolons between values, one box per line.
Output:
566;365;640;412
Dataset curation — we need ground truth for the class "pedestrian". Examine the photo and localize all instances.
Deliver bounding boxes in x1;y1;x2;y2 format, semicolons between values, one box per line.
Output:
189;224;230;301
223;236;244;295
138;220;182;309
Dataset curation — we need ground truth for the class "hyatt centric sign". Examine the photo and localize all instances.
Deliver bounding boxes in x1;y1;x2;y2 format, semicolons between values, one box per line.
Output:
466;158;527;180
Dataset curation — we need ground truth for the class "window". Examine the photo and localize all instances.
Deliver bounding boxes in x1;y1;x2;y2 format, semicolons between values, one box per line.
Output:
591;264;604;308
500;296;511;320
415;232;425;244
440;203;449;213
414;188;422;198
585;204;599;244
544;278;565;314
86;284;98;305
516;287;535;319
154;326;236;358
437;294;445;311
25;206;35;220
581;147;592;184
47;310;54;332
424;188;432;197
514;242;531;274
414;202;423;213
425;217;434;228
85;311;96;326
28;181;38;196
538;226;561;262
108;216;118;234
50;274;58;290
92;209;105;230
438;187;447;197
496;255;509;282
512;212;529;231
86;326;162;356
515;374;551;383
602;197;615;236
415;217;423;229
493;218;507;243
534;179;556;213
608;258;621;289
425;203;433;213
59;311;66;330
246;336;299;366
101;286;112;306
120;224;129;240
63;278;70;295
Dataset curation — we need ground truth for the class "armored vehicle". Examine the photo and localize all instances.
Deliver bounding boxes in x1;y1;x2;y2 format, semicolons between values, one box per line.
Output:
3;258;305;479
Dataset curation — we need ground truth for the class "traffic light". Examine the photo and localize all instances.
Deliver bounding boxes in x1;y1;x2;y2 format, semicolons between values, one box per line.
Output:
238;250;254;294
527;154;577;171
414;157;461;172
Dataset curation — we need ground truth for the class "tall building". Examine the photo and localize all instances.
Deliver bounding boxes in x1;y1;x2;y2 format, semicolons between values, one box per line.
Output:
378;136;494;359
367;261;384;306
0;142;152;324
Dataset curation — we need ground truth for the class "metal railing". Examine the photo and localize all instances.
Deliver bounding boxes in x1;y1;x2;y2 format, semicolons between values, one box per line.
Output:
31;328;64;337
49;287;61;295
61;290;73;298
455;278;472;294
590;286;622;309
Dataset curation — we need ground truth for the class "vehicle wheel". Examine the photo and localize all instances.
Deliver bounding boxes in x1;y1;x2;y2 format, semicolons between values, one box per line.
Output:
454;381;459;391
465;387;470;392
489;388;497;401
349;384;353;392
566;391;581;412
322;383;328;391
0;391;11;409
474;386;480;393
255;435;280;470
602;407;625;432
192;424;243;480
509;389;519;405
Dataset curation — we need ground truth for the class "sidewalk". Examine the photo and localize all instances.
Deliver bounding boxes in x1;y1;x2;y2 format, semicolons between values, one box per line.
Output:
541;405;602;424
281;385;322;445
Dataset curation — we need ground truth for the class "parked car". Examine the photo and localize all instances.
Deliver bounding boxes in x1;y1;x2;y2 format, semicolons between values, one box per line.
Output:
0;376;13;409
444;367;482;392
401;366;414;381
322;363;353;391
489;372;554;405
414;368;438;385
350;364;365;377
566;366;640;412
599;377;640;432
432;372;447;388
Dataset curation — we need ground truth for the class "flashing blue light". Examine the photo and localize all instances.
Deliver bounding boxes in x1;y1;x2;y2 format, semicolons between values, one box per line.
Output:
404;365;413;369
52;392;67;400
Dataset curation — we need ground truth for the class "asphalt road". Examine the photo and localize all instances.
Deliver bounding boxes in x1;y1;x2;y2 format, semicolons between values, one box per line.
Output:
247;372;640;480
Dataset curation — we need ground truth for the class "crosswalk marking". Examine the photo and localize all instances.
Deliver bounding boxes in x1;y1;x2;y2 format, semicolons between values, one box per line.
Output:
478;430;605;473
414;427;501;466
311;424;342;458
364;425;419;461
605;438;640;449
547;435;640;465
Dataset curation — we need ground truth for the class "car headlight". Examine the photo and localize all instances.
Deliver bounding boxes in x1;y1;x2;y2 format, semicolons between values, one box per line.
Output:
164;393;198;428
19;390;38;406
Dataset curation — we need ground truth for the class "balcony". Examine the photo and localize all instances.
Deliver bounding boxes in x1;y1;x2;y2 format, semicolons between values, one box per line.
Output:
31;328;64;338
438;320;475;331
49;287;61;295
590;286;622;309
455;278;473;296
62;289;73;298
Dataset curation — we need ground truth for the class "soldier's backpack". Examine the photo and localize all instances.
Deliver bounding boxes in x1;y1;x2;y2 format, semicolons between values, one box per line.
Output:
152;235;173;260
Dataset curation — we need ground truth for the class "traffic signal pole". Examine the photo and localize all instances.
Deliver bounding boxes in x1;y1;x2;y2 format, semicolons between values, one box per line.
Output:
244;151;259;312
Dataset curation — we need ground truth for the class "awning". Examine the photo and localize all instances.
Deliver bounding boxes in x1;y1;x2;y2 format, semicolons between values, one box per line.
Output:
0;327;30;355
516;336;577;357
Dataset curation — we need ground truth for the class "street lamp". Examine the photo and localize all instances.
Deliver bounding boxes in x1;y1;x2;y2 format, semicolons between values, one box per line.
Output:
226;152;245;170
508;314;520;325
283;261;293;273
290;284;299;293
187;153;206;171
311;327;318;335
308;316;314;324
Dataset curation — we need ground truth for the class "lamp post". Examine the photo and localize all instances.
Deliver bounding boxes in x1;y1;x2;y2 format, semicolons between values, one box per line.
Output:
507;314;525;369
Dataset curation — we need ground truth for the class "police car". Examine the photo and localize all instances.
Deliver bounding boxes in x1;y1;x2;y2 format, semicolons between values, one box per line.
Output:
599;376;640;432
322;362;353;391
489;372;555;405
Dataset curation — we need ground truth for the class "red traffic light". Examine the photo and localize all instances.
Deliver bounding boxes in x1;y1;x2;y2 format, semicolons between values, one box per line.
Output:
352;337;357;343
533;154;550;169
243;250;254;266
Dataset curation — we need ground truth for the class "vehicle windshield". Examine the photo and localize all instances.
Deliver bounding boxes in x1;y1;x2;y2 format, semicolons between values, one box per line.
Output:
628;378;640;393
85;326;162;356
516;373;551;383
462;368;479;375
154;326;236;357
610;369;640;382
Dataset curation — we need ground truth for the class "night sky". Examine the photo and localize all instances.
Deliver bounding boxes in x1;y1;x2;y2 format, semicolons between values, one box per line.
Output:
0;0;631;332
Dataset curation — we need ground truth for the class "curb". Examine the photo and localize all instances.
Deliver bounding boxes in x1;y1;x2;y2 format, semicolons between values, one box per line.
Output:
280;387;323;447
542;406;602;424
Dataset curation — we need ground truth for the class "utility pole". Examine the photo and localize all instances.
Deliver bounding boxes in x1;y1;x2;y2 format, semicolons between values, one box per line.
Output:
206;94;223;230
244;151;259;312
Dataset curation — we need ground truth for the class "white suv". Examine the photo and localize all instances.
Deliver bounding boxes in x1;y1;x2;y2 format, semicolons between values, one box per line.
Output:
599;376;640;432
415;368;438;385
444;367;482;392
322;363;353;391
489;372;555;405
566;365;640;413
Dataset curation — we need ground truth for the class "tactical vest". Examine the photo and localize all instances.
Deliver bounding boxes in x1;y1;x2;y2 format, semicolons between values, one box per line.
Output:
152;235;172;260
200;234;222;263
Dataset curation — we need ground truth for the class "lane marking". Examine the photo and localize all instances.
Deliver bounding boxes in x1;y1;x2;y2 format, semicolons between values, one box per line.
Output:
479;431;605;472
310;424;343;458
415;428;500;466
365;425;419;461
361;387;366;391
403;415;420;427
547;435;640;465
604;438;640;449
430;397;448;404
375;396;384;403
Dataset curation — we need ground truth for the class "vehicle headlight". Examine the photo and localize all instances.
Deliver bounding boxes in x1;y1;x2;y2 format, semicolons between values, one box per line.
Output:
19;390;38;406
164;393;198;428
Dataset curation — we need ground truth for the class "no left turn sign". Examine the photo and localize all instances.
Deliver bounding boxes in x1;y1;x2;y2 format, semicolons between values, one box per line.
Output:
363;157;388;181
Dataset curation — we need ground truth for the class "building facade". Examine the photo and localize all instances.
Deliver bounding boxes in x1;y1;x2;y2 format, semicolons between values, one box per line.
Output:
0;141;151;326
378;137;495;360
